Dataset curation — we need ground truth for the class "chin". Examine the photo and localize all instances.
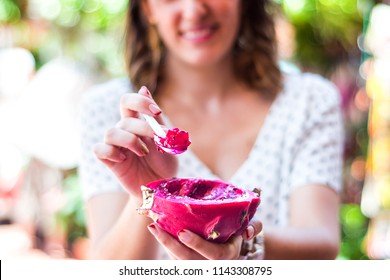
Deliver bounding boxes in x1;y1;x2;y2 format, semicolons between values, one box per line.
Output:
181;52;229;68
167;45;232;68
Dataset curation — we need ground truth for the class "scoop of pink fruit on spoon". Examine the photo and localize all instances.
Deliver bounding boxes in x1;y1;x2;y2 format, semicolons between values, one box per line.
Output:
139;87;191;155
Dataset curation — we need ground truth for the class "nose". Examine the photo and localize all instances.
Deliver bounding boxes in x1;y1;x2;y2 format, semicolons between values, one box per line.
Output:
181;0;208;21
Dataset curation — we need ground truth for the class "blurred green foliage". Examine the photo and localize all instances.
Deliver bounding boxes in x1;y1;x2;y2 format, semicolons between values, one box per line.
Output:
279;0;373;73
338;204;369;259
1;0;128;77
56;171;86;247
0;0;21;22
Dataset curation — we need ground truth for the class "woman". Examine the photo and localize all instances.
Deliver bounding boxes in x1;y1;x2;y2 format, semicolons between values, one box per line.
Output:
78;0;344;260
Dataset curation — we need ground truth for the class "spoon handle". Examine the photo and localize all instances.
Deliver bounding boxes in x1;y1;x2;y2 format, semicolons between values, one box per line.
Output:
142;114;166;138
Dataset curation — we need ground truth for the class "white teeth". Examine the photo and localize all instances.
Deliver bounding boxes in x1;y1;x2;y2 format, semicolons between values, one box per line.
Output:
183;28;211;40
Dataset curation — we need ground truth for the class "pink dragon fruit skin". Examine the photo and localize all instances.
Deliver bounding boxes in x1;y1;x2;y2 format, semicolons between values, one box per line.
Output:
138;178;261;243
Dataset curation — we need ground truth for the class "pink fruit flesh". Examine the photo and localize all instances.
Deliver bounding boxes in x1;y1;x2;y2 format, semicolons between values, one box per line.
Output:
153;128;191;154
138;178;261;243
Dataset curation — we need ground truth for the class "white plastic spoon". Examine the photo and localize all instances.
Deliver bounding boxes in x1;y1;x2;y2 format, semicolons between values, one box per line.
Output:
141;113;166;138
141;113;190;155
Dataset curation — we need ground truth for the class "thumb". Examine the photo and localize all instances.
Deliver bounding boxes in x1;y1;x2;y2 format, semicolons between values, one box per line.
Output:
243;219;263;240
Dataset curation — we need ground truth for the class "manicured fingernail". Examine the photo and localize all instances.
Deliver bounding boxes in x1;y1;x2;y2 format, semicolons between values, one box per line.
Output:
140;86;152;97
148;224;159;237
149;103;162;115
140;143;149;155
245;225;255;239
140;86;147;94
178;230;192;243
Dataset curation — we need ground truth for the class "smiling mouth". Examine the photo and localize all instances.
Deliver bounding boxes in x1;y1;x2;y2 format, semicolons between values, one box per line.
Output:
180;25;218;43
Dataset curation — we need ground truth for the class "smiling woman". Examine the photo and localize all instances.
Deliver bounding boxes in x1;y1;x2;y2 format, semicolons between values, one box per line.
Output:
78;0;344;260
140;0;241;65
125;0;281;95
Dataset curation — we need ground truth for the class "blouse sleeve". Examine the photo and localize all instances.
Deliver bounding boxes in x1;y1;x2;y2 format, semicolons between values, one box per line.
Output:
288;74;345;193
77;80;128;200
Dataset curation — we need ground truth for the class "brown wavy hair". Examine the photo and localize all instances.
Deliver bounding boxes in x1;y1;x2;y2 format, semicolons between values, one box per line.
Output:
125;0;282;99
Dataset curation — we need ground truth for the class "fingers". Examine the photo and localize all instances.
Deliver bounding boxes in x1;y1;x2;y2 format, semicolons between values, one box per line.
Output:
120;87;162;119
138;86;167;125
243;219;263;240
98;114;157;160
148;222;245;260
94;142;127;164
103;127;150;157
94;85;165;163
147;224;206;260
115;117;154;137
177;230;242;260
94;119;152;164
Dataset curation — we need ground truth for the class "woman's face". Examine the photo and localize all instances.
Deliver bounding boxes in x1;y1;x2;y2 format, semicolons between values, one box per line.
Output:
143;0;241;67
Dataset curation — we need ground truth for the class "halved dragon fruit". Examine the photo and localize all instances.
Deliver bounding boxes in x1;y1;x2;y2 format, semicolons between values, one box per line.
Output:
138;178;261;243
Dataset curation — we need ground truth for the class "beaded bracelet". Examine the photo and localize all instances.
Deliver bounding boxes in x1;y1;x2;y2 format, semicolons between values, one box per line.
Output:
239;231;265;260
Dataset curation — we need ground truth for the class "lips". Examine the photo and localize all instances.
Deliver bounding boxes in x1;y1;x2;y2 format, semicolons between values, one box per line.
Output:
180;24;218;43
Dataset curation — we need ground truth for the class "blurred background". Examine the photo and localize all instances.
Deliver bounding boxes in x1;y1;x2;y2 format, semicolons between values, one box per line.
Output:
0;0;389;260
